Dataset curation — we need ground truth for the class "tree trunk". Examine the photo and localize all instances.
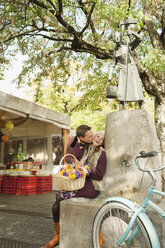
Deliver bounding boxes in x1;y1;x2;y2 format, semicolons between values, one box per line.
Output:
154;98;165;192
155;98;165;154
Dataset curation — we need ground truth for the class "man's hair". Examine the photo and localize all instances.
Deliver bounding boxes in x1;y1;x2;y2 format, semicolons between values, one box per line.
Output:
76;125;91;138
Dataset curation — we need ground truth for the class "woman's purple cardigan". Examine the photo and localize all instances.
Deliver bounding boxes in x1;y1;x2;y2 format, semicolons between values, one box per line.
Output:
66;140;107;198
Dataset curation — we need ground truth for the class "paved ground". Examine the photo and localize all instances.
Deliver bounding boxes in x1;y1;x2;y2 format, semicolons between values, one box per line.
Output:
0;192;59;248
1;191;164;248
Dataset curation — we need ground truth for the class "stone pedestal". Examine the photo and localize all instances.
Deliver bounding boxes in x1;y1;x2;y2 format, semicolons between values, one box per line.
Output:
105;109;161;201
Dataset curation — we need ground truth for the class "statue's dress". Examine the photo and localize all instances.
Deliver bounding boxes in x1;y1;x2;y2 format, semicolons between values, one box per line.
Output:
115;44;144;102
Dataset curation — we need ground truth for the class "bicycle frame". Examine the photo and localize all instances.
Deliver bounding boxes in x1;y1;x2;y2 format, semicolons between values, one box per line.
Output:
142;186;165;219
115;185;165;247
119;185;165;247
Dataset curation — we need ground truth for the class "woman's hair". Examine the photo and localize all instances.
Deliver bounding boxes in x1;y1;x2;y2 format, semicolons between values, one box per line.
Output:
93;131;104;137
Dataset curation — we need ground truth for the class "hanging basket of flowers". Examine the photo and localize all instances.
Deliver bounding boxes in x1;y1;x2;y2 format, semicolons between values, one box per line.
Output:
54;154;90;191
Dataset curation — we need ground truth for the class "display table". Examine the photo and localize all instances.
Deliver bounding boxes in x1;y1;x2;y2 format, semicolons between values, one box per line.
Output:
6;161;42;170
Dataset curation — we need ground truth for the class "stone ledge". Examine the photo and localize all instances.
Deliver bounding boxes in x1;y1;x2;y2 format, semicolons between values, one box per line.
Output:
59;196;108;248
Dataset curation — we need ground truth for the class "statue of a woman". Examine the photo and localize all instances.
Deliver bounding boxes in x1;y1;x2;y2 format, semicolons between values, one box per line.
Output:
107;30;144;110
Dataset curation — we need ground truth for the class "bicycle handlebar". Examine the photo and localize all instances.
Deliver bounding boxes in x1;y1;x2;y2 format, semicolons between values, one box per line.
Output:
139;151;158;158
135;151;165;173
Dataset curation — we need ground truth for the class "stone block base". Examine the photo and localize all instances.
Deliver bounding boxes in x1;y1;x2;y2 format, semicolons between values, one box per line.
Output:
59;196;108;248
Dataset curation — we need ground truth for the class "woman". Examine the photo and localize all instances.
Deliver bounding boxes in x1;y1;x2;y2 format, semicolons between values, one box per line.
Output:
45;132;107;248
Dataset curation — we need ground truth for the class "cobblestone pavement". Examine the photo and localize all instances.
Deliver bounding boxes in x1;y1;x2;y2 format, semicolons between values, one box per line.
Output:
0;192;59;248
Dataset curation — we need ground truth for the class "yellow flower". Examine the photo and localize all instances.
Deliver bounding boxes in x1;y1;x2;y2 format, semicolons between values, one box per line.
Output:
59;169;65;175
69;173;76;179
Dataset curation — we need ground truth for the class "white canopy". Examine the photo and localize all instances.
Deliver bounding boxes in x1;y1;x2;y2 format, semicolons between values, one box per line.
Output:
0;91;70;130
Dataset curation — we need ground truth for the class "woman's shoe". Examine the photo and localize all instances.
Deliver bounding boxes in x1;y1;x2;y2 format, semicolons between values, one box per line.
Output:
45;222;59;248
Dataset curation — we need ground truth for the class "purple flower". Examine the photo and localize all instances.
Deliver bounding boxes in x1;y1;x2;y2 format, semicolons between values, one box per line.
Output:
63;171;68;176
75;172;80;179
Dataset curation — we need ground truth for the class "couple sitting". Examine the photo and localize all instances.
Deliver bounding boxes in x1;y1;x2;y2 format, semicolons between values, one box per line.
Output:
45;125;107;248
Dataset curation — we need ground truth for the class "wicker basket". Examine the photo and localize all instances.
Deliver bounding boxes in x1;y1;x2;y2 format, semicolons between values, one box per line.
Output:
54;154;86;191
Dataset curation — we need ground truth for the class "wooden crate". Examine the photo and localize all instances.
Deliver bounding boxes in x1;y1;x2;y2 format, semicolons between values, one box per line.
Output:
16;176;36;195
0;176;3;193
36;176;52;194
2;176;17;194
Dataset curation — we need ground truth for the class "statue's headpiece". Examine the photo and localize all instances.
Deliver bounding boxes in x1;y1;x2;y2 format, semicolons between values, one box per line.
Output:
112;31;121;43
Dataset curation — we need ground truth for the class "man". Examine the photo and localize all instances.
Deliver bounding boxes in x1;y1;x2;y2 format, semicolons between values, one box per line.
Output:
66;124;93;163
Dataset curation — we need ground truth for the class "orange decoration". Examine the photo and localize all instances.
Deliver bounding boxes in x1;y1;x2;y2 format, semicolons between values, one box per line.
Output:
1;134;9;142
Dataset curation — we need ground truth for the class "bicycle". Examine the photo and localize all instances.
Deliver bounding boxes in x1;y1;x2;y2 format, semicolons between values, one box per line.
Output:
92;150;165;248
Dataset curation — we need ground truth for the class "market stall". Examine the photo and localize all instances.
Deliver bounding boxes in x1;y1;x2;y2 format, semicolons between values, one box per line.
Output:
0;91;70;193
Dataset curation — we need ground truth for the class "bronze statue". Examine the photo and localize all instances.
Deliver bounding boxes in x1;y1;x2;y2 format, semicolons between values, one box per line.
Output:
106;19;144;110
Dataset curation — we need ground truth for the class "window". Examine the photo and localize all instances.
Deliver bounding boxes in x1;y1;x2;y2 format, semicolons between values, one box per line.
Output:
27;138;47;163
4;140;23;163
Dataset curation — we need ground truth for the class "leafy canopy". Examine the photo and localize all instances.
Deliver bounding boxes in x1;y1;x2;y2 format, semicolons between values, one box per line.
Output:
0;0;164;130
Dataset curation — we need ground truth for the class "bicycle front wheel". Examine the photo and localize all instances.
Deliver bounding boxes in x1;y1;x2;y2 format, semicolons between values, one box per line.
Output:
92;201;152;248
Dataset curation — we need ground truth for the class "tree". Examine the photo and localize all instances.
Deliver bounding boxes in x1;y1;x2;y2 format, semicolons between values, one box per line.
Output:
0;0;165;152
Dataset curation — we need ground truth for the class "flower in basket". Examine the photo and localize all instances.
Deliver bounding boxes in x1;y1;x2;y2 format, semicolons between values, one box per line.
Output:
59;163;91;180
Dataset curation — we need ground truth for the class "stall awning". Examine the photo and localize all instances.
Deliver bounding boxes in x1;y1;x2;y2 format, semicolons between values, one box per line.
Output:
0;91;70;130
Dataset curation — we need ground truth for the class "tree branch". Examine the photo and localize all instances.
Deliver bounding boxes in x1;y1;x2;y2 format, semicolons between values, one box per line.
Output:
31;0;80;36
30;0;51;11
0;21;11;32
160;1;165;48
140;69;165;104
46;0;56;11
1;29;72;44
58;0;63;14
78;0;96;37
71;39;112;59
23;0;111;59
33;33;72;42
142;6;164;49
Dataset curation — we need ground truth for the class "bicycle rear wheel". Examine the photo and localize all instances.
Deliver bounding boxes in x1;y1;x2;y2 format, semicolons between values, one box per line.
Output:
92;201;152;248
